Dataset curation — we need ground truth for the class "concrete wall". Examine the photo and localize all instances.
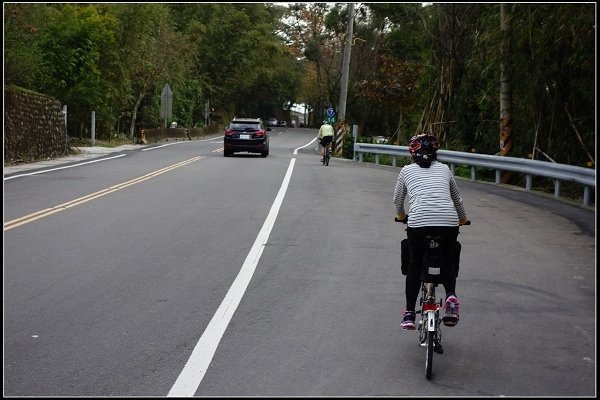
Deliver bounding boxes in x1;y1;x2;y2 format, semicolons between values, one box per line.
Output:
142;123;222;143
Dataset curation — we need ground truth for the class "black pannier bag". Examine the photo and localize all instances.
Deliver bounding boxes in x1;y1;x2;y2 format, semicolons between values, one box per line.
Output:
401;237;461;279
421;235;447;283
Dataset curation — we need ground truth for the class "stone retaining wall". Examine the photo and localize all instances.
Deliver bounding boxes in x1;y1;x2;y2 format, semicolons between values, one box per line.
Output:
4;87;67;164
3;86;223;164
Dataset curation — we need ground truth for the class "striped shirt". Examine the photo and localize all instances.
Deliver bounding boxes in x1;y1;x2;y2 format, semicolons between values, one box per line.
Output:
393;161;467;228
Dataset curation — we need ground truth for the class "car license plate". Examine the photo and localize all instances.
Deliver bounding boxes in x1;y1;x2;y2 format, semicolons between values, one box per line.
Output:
240;134;250;139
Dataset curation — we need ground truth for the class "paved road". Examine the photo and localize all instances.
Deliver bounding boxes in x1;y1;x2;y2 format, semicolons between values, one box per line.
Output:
3;128;596;396
3;142;150;175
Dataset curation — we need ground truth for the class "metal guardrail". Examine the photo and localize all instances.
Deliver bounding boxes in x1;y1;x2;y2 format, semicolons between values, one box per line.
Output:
353;143;596;207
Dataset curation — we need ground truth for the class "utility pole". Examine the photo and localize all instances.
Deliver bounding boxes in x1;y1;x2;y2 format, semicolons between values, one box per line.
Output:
335;2;354;157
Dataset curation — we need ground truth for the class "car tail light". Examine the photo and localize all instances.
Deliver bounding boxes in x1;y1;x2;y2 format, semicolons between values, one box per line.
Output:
225;129;235;137
255;130;265;137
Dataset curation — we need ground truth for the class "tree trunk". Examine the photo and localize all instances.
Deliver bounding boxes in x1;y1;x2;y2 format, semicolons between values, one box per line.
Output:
417;4;456;143
499;3;513;183
129;90;146;139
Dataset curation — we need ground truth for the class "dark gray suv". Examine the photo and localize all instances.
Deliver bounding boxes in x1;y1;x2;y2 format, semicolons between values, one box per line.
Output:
223;118;270;157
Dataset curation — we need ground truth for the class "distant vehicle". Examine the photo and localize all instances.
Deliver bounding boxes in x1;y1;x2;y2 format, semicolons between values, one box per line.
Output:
299;121;305;128
373;136;389;144
277;120;287;127
223;117;270;157
266;118;278;127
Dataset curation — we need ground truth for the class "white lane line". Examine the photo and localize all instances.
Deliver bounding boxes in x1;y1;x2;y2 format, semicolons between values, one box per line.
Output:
142;141;187;151
3;154;126;181
294;137;317;155
168;157;298;397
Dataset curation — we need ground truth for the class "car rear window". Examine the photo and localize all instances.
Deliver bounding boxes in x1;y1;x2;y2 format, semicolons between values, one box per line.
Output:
230;123;261;131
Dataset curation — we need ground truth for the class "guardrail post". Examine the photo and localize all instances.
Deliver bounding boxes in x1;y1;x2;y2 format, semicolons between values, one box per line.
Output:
554;180;560;198
450;164;455;175
393;157;396;167
375;154;379;165
470;166;476;181
583;187;590;206
359;152;363;162
352;125;358;160
526;175;532;190
496;170;501;184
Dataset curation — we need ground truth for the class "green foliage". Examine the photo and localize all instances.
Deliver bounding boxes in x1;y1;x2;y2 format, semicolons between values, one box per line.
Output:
39;6;117;110
3;3;595;168
182;3;298;117
4;4;56;89
453;165;496;183
342;131;354;159
443;3;595;166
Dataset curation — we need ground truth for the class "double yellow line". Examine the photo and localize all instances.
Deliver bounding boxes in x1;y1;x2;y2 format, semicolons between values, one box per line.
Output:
4;155;205;231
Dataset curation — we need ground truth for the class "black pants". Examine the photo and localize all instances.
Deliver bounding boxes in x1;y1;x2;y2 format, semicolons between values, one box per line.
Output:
319;135;333;147
405;226;459;311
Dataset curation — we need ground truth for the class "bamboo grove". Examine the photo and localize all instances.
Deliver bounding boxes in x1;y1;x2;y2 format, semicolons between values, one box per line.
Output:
4;3;595;168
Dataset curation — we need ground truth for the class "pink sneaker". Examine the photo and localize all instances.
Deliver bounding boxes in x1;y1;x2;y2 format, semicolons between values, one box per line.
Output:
443;295;460;327
401;310;416;330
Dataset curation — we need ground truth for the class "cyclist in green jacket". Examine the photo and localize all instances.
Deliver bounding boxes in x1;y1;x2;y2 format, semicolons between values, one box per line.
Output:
317;120;334;162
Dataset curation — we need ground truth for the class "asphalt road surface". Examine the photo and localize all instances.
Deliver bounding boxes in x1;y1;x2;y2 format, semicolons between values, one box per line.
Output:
3;127;596;396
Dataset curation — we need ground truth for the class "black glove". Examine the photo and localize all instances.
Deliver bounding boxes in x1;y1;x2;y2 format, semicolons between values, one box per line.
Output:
395;213;408;223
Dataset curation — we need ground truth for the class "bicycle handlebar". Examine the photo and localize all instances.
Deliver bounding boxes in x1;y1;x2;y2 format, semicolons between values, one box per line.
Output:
394;217;471;226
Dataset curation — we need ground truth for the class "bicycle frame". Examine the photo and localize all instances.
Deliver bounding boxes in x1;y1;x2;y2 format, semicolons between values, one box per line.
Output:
397;220;470;380
322;142;331;166
417;274;444;379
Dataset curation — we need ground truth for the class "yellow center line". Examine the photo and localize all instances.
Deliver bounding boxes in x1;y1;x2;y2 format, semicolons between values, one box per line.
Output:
4;156;205;231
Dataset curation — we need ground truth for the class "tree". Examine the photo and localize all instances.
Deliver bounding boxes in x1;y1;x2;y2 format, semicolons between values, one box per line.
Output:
499;3;513;183
414;4;481;146
284;3;337;123
112;4;193;137
4;3;594;169
4;4;55;90
8;4;119;138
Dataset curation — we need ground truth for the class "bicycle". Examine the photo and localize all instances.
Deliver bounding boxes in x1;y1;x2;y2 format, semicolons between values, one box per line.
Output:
322;142;331;166
396;216;470;379
417;237;445;380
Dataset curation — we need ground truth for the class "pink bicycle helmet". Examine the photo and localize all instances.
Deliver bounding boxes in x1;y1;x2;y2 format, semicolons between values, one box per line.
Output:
409;133;440;167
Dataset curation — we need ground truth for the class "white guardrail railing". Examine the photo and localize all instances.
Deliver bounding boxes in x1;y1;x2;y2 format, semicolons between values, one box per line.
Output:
354;143;596;207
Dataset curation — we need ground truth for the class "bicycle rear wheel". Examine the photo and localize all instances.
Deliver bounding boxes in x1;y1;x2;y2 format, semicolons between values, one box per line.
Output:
426;329;434;379
325;152;330;166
